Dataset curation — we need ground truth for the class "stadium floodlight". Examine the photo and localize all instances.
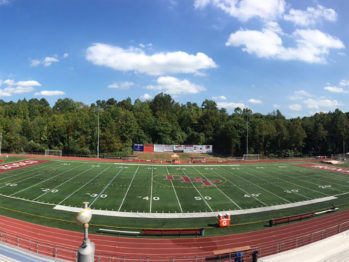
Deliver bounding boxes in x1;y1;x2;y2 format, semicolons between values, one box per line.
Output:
95;108;104;158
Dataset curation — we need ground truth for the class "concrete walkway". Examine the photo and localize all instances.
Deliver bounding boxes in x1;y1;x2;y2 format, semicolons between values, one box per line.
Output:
260;230;349;262
0;243;58;262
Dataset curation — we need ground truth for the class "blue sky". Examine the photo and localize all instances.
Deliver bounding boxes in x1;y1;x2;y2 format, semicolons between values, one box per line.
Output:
0;0;348;118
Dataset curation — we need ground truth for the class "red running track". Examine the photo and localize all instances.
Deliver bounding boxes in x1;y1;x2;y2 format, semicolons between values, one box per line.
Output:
1;210;349;261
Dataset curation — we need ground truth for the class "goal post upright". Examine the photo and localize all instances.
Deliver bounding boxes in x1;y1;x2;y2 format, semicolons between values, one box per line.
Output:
45;149;62;157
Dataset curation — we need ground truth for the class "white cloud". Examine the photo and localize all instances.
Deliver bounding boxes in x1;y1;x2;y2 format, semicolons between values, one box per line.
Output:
141;93;152;100
35;90;65;96
212;95;227;101
273;104;280;108
108;81;134;90
290;89;312;100
63;53;69;58
86;43;216;76
284;5;337;27
248;98;262;104
303;98;340;109
227;28;344;63
217;102;245;109
340;80;349;87
0;79;41;97
226;28;283;58
194;0;286;22
324;86;346;93
289;104;302;111
30;56;59;67
146;76;205;95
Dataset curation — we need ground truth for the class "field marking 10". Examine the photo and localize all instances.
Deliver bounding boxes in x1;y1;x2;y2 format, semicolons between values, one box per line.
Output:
5;183;17;187
284;189;299;193
41;188;59;193
319;185;332;189
244;193;261;198
86;193;108;198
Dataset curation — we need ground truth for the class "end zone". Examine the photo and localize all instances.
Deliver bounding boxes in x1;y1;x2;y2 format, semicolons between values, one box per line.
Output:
0;159;48;173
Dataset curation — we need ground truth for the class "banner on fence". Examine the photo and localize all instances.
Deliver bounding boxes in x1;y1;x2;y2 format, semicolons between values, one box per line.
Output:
153;144;213;153
133;144;144;152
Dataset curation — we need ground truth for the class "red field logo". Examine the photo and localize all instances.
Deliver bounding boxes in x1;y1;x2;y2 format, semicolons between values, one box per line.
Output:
0;159;48;173
166;175;222;186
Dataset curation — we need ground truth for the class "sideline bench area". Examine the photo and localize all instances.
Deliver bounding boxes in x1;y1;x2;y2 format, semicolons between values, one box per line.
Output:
269;212;314;227
142;228;205;237
208;245;259;261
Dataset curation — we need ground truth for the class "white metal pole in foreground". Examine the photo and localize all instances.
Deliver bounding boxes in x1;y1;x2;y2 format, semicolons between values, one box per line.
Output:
77;202;95;262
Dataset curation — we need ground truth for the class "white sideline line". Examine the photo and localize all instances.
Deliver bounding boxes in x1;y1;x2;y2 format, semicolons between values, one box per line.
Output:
53;196;337;218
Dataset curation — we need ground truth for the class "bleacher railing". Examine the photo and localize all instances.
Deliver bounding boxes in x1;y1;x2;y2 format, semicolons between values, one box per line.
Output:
1;221;349;261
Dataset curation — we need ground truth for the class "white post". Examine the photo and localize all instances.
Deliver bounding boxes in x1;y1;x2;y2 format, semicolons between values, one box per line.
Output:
0;133;2;156
97;111;100;158
77;202;95;262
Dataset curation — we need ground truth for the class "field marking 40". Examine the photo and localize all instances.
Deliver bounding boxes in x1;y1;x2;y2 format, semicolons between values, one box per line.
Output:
137;196;160;201
244;193;261;198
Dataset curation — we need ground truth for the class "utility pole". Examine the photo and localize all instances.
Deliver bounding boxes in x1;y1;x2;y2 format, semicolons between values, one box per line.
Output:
246;114;249;156
0;133;2;156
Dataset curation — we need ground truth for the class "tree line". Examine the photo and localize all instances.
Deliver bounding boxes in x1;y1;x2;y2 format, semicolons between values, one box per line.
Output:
0;93;348;157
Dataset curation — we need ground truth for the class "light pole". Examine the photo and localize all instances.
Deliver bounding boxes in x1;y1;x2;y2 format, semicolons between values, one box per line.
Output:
0;133;2;156
95;108;103;158
246;114;249;156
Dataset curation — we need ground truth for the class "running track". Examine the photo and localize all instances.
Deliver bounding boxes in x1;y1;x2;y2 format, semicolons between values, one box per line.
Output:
1;210;349;261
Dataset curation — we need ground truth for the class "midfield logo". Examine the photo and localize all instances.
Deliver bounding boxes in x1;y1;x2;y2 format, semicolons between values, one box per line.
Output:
166;175;222;186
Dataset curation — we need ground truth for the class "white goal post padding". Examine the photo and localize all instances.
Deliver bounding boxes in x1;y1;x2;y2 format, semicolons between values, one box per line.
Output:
243;154;260;160
45;149;62;157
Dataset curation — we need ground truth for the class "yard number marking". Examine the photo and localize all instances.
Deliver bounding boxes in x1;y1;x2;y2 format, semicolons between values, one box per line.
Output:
41;188;59;193
194;196;212;200
137;196;160;201
284;189;299;193
244;193;261;198
5;183;17;187
86;193;107;198
319;185;332;189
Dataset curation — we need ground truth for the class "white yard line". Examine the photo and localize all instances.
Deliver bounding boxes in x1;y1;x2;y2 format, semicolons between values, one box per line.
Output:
211;167;267;207
89;166;120;207
117;166;140;211
230;168;291;203
54;196;337;218
0;164;49;182
0;164;50;184
269;170;329;197
166;166;183;212
149;166;153;213
183;170;213;212
194;167;242;209
0;193;55;206
57;166;111;205
33;165;92;201
9;167;74;196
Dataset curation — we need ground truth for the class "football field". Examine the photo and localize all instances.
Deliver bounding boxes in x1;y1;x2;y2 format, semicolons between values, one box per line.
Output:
1;158;349;217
